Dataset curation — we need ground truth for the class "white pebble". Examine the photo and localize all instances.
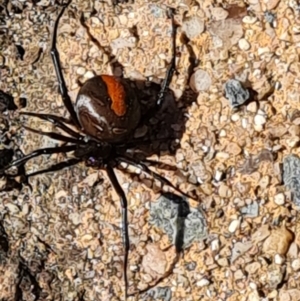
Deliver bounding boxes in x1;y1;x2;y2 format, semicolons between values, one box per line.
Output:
84;71;95;79
254;114;266;125
243;16;258;24
242;118;248;129
219;129;226;137
211;239;220;251
249;282;257;290
196;278;210;287
216;152;230;160
258;47;270;56
228;219;240;233
254;124;263;132
76;66;86;75
274;254;284;265
189;69;212;92
247;102;257;113
5;203;19;214
274;193;285;205
248;291;260;301
253;69;262;78
238;38;251;51
214;170;223;182
231;113;240;122
292;259;300;271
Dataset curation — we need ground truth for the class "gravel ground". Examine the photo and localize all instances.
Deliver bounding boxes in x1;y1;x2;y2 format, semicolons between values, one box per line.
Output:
1;0;300;301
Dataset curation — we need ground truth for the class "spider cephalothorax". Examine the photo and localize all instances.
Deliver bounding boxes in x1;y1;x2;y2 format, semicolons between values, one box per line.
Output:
0;1;193;299
74;141;113;168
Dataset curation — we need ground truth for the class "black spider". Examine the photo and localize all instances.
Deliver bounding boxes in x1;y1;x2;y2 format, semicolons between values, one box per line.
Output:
0;1;194;299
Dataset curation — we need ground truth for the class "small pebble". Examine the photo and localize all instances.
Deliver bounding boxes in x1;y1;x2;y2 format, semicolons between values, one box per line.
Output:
241;201;259;218
214;169;224;182
243;16;258;24
238;38;251;51
211;7;229;20
274;193;285;205
288;125;300;136
286;137;300;148
248;291;260;301
189;69;212;92
268;291;278;299
228;219;240;233
264;11;276;24
245;262;261;274
234;269;244;280
219;184;232;198
182;16;205;39
283;155;300;206
249;282;257;290
226;142;242;155
76;66;86;75
254;124;263;132
267;264;283;289
254;114;266;125
231;113;240;122
247;102;257;113
225;79;250;108
258;47;271;56
242;118;248;128
196;278;210;287
274;254;284;265
216;152;230;160
217;257;228;267
211;239;220;251
219;129;226;137
287;242;298;258
84;71;94;79
291;259;300;271
262;226;294;256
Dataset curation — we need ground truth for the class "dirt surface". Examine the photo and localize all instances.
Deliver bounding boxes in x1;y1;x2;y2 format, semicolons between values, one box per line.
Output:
1;0;300;301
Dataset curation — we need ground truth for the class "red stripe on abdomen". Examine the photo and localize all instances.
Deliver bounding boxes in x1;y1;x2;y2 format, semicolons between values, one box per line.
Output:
101;75;127;116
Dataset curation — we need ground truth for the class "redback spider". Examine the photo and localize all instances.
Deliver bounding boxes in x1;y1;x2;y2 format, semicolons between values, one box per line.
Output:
0;1;195;299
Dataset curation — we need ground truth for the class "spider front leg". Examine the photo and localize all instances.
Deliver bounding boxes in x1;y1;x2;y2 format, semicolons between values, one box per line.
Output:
156;8;177;107
0;145;77;172
0;145;78;192
20;112;82;139
50;1;81;129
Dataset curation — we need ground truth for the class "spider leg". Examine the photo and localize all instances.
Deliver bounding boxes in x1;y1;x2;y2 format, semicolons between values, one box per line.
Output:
105;166;129;300
116;155;195;200
0;145;77;172
156;8;177;107
23;125;86;145
51;1;81;129
20;112;82;139
141;158;177;171
26;158;81;178
3;158;81;191
115;136;178;149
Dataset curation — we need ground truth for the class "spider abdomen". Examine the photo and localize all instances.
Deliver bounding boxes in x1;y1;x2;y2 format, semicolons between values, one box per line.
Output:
75;75;141;143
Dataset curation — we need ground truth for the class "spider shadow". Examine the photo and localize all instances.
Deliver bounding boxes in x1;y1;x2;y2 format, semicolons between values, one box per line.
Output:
119;78;192;157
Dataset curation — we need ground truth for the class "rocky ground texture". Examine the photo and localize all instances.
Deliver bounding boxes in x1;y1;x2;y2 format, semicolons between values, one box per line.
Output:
1;0;300;300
